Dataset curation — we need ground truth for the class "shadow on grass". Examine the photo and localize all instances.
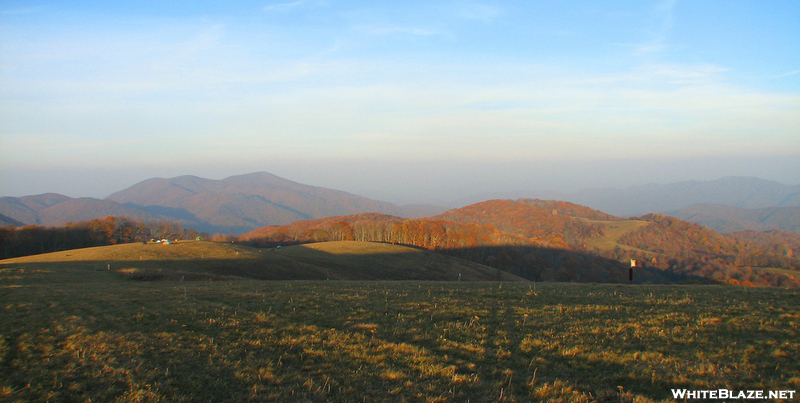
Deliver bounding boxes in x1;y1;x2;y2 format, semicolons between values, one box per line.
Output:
4;239;716;286
1;276;795;402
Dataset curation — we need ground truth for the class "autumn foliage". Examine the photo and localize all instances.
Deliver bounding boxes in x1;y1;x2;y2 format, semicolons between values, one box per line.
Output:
240;200;800;287
239;209;636;284
6;198;798;287
0;217;202;259
239;213;532;250
432;199;615;249
613;214;800;286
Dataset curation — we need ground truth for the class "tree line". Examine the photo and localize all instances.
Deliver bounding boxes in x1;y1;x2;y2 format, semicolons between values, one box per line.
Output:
0;216;210;259
238;214;655;284
239;211;800;287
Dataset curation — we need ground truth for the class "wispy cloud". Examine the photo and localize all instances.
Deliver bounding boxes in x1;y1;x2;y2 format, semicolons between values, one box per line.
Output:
2;1;797;185
645;63;730;84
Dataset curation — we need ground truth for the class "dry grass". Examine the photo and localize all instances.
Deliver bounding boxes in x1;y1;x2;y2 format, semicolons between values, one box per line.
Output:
0;243;800;402
576;218;654;255
1;245;798;402
1;240;262;264
1;241;524;282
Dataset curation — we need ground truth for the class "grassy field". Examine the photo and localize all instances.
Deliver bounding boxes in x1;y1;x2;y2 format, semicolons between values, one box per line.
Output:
1;243;799;402
576;219;654;256
0;241;522;282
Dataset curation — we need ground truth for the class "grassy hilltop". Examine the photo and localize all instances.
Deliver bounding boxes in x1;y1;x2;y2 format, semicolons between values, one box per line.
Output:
1;241;799;402
0;240;523;282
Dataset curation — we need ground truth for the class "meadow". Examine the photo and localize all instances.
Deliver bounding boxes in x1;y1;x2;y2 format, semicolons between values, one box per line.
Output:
1;249;799;402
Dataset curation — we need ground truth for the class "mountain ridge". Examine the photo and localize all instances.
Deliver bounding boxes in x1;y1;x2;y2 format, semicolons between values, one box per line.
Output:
3;174;798;236
564;176;800;216
667;204;800;234
104;171;415;233
1;172;448;234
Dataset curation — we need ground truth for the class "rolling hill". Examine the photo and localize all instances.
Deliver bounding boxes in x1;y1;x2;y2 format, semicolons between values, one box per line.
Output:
4;175;797;237
431;199;620;249
564;176;800;216
238;199;800;286
105;172;447;233
0;213;24;227
0;240;524;282
0;193;73;225
237;206;696;284
667;204;800;234
438;200;800;286
0;194;164;227
0;172;448;234
104;172;409;233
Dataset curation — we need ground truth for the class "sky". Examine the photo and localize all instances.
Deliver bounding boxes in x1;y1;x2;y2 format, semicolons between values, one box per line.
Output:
1;0;798;205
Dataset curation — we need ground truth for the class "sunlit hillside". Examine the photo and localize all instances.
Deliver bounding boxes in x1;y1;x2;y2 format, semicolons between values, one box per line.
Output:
239;200;800;286
1;240;524;282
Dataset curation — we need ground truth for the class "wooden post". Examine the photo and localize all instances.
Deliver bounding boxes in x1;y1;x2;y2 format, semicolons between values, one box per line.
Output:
629;259;636;284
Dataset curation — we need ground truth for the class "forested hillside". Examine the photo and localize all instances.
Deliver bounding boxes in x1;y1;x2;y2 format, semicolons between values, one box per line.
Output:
726;229;800;267
432;199;618;249
241;199;800;286
239;210;697;284
240;212;535;249
6;197;799;287
610;214;800;286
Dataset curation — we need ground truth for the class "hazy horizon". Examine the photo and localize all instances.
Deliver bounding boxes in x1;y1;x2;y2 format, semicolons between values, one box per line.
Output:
2;1;798;205
2;156;798;207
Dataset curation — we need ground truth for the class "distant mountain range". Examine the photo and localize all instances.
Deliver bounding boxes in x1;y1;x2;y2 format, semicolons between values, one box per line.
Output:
565;177;800;234
458;177;799;216
4;174;800;286
0;172;446;234
1;173;798;235
455;176;800;234
666;204;800;234
563;176;800;216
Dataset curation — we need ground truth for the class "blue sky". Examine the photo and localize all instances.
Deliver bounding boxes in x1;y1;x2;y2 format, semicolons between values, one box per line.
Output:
1;1;798;204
